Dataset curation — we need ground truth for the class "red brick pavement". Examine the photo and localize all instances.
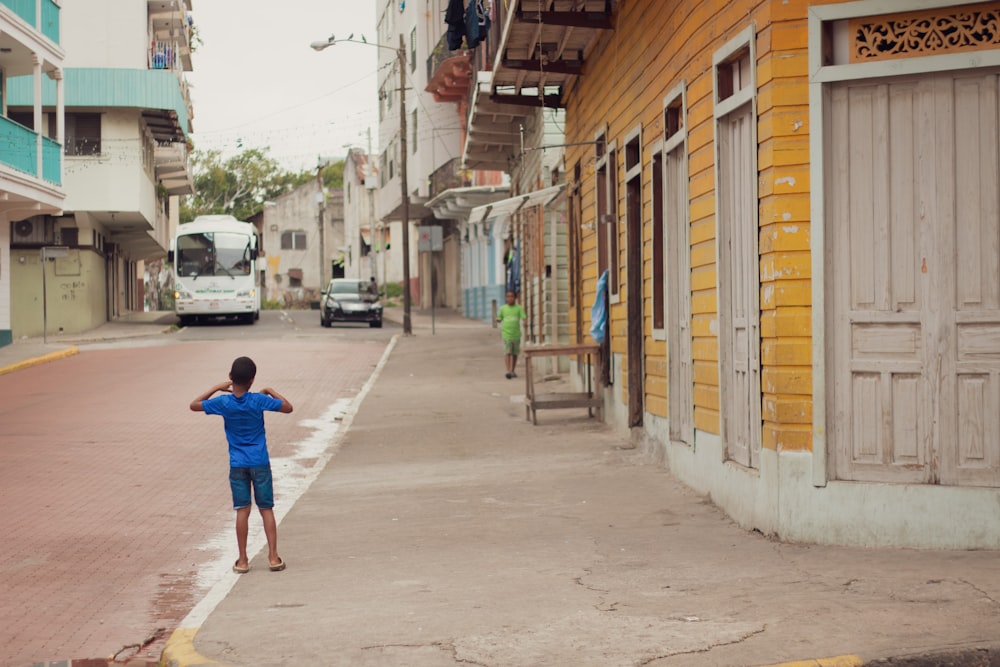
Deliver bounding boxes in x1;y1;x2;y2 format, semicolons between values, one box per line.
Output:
0;338;387;667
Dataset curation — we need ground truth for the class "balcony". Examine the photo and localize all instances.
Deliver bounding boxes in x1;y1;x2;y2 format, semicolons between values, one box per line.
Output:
426;34;473;105
0;115;62;186
0;0;60;44
462;0;614;170
148;0;192;70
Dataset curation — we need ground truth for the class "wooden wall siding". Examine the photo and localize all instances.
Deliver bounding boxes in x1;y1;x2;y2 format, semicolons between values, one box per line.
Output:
565;0;814;443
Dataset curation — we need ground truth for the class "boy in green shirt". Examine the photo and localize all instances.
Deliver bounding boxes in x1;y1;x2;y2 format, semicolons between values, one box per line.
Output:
497;291;527;379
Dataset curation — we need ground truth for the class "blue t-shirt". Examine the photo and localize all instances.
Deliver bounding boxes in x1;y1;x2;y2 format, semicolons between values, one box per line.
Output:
202;392;284;467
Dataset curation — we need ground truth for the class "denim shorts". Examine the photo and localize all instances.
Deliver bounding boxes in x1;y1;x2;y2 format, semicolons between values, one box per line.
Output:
229;465;274;510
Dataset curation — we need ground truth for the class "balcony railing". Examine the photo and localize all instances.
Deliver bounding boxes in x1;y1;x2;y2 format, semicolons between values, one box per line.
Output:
429;158;472;199
0;116;62;186
148;41;183;70
0;0;61;44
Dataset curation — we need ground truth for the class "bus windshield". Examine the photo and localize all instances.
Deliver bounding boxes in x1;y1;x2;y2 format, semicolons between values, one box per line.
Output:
176;232;253;278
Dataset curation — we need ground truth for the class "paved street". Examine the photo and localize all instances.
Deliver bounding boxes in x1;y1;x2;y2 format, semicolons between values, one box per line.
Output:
0;315;389;666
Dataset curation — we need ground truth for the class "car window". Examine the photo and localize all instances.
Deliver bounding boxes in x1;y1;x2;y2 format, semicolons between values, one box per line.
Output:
329;281;362;295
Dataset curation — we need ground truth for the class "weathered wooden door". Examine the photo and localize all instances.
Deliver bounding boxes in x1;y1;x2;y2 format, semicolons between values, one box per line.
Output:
666;142;694;445
626;142;644;427
718;103;761;468
828;71;1000;487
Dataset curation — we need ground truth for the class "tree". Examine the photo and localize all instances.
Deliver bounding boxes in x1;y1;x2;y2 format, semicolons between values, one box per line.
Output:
180;147;344;223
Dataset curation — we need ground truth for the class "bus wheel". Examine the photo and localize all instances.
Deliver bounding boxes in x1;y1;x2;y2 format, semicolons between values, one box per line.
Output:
178;315;192;327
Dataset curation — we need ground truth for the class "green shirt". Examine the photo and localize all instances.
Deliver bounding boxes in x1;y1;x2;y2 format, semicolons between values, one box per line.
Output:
497;303;526;340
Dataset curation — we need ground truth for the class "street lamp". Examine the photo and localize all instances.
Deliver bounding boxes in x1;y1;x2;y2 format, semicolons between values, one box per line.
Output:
311;34;412;335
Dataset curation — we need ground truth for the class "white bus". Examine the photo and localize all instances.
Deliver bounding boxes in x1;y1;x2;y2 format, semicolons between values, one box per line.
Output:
168;215;261;325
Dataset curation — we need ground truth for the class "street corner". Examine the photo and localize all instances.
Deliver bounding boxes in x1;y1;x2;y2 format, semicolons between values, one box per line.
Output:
0;346;78;377
758;656;864;667
159;627;228;667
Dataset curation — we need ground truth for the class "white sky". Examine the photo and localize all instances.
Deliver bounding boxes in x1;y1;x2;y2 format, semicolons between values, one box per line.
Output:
186;2;379;173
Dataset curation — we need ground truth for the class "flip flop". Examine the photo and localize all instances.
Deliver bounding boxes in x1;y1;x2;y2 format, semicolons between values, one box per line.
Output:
269;559;286;572
233;560;250;574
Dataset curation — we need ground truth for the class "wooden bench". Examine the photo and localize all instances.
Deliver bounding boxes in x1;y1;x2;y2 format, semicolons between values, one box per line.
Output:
522;343;603;425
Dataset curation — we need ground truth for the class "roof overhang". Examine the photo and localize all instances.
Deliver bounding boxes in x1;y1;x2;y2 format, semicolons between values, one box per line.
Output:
468;183;565;228
425;185;511;221
463;72;533;171
491;0;613;107
464;0;614;170
153;142;193;195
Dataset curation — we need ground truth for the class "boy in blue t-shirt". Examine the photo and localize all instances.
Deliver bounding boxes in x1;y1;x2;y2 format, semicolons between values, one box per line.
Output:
190;356;293;574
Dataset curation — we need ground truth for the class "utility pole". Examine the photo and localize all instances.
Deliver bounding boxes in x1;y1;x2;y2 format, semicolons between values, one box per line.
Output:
399;34;412;335
316;159;326;291
366;127;379;290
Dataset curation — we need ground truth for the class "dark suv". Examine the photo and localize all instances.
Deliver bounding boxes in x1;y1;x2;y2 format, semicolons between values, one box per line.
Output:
320;279;383;328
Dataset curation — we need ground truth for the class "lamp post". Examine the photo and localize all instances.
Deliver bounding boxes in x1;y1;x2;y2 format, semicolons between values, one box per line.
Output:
311;34;412;335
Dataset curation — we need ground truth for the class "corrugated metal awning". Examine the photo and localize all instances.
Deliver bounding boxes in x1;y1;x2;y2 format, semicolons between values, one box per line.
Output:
468;184;565;226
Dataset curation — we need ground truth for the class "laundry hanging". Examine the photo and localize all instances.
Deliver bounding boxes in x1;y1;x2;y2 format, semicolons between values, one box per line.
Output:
445;0;465;50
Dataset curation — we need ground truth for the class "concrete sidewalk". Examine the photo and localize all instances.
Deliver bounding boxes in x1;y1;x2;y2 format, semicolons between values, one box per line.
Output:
155;308;999;667
0;310;179;376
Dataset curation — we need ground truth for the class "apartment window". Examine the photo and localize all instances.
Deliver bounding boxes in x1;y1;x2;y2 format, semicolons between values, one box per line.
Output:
651;145;665;334
606;143;619;298
410;27;417;73
281;231;307;250
594;130;608;277
65;113;101;156
412;109;418;153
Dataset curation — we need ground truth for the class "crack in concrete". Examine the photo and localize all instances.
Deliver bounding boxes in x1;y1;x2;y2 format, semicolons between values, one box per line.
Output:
959;578;1000;607
636;624;768;666
111;627;166;663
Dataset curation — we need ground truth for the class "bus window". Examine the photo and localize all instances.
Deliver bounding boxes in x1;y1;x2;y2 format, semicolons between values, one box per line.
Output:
176;233;213;277
215;232;252;275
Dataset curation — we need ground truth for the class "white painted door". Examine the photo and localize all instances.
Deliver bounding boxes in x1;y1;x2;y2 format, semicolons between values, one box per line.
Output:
666;142;694;445
718;103;761;468
828;71;1000;487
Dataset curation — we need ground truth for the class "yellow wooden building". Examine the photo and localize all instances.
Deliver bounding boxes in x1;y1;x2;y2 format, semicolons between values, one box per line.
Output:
479;0;1000;548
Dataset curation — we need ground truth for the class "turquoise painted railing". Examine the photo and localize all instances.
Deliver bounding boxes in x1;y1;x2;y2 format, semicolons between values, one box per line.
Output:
1;0;59;44
1;0;35;27
0;115;37;175
42;135;61;185
41;0;59;44
0;116;62;185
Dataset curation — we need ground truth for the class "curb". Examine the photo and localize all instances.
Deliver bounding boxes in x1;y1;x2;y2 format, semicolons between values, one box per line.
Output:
160;628;227;667
760;657;864;667
0;346;78;377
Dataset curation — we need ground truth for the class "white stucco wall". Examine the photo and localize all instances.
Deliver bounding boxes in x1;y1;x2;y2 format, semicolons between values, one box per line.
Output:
60;0;150;69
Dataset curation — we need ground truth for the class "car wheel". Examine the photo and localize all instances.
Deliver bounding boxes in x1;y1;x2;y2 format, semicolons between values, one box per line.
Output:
370;319;382;328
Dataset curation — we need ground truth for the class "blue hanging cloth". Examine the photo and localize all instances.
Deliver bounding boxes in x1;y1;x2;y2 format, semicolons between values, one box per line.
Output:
506;243;521;295
590;269;609;343
465;0;491;48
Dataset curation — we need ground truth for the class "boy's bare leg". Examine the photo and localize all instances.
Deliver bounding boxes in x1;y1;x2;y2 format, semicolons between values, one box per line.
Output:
235;506;252;569
259;507;281;567
511;354;518;375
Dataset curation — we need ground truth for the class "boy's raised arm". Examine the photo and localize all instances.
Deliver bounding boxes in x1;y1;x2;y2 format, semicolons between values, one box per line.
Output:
190;380;232;412
261;387;294;413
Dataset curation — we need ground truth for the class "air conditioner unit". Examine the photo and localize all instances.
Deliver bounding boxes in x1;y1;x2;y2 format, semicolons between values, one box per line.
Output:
11;217;54;244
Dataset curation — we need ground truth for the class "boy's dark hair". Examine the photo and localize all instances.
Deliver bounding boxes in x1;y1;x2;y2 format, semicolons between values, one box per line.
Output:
230;356;257;385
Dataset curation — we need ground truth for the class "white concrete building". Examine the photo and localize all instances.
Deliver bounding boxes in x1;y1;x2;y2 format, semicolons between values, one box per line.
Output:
7;0;194;337
0;0;66;347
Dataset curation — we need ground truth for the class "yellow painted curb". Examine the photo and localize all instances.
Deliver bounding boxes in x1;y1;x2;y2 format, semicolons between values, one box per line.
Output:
759;656;864;667
159;627;229;667
0;346;78;377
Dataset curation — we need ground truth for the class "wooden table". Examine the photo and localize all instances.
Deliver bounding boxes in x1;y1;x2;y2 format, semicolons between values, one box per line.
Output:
522;343;603;425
